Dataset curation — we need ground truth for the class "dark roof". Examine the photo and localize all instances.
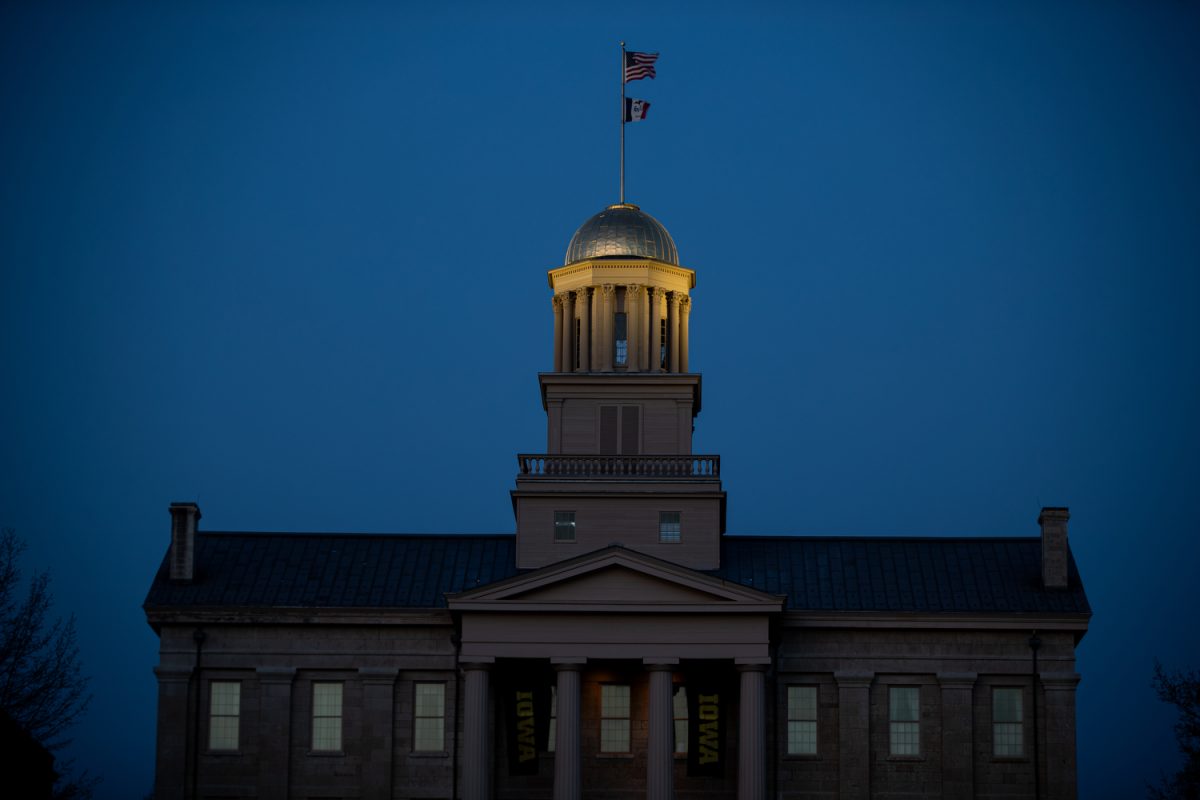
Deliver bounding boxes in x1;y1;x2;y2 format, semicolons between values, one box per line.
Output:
712;536;1090;615
144;532;1089;616
145;533;518;610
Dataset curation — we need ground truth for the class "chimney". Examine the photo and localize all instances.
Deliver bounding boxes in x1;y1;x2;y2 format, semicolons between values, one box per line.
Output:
169;502;202;582
1038;506;1070;589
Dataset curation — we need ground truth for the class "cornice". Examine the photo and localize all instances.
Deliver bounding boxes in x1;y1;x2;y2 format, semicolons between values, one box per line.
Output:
145;607;453;628
779;611;1091;632
548;259;696;290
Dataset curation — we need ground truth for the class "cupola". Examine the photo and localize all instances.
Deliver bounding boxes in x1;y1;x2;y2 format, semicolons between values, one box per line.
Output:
549;203;694;374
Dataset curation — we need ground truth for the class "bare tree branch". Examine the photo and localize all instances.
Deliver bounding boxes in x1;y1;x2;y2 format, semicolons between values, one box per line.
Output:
1150;660;1200;800
0;528;94;799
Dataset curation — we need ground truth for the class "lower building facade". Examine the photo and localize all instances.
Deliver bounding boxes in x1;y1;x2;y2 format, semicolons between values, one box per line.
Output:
146;515;1088;800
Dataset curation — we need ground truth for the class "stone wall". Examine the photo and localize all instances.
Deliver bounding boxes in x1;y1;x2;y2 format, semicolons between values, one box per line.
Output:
773;625;1080;800
152;619;1079;799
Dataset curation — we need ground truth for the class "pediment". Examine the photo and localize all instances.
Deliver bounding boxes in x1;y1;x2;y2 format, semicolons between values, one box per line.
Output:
447;546;782;613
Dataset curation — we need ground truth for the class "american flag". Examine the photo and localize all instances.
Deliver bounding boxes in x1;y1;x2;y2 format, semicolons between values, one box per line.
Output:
624;51;658;82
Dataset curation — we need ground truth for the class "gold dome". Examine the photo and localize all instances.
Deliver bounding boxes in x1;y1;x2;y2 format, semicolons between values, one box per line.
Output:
564;203;679;266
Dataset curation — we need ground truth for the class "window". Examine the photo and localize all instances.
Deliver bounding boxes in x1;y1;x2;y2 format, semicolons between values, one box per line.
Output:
614;312;628;366
787;686;818;755
312;682;343;752
209;681;240;751
599;405;641;454
659;512;681;543
673;686;688;754
993;687;1024;756
547;685;557;753
414;682;446;752
659;318;668;368
600;684;630;753
575;318;581;369
554;511;576;542
889;686;920;756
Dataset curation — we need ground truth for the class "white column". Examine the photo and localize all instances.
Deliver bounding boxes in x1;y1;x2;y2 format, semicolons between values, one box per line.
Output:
601;284;616;371
737;663;768;800
667;292;681;373
627;284;643;371
553;659;585;800
577;288;591;372
462;661;493;800
560;291;574;373
590;288;601;369
638;284;648;371
646;660;678;800
649;287;664;371
552;294;564;372
679;295;691;373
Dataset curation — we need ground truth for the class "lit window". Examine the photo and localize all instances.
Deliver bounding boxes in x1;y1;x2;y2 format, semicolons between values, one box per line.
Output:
547;685;557;753
614;312;628;366
554;511;576;542
993;687;1024;756
787;686;817;755
209;681;240;751
659;512;681;543
889;686;920;756
414;682;446;752
600;684;630;753
673;686;688;754
312;682;343;752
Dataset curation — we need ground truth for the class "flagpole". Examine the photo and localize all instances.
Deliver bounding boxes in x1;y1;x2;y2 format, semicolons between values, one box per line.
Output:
620;41;626;204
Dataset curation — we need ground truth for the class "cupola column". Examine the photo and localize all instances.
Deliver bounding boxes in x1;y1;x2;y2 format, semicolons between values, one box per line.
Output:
560;291;575;372
626;284;644;371
641;285;653;372
600;285;616;371
649;287;665;372
589;289;600;369
667;292;681;373
679;295;691;373
552;294;564;372
576;288;591;372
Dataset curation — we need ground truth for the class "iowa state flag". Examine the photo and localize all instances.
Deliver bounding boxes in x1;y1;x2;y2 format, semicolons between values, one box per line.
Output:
624;97;651;122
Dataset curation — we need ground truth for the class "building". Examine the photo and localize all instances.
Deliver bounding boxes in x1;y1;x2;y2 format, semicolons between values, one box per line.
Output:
144;202;1091;800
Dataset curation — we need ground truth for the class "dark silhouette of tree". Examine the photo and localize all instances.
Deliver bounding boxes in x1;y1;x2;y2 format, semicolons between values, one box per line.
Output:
0;528;94;799
1150;660;1200;800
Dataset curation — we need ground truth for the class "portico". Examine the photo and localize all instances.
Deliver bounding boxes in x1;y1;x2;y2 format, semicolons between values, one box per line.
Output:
447;547;783;800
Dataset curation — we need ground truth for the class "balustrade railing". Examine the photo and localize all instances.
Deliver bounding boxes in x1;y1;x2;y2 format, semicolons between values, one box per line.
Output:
516;454;720;479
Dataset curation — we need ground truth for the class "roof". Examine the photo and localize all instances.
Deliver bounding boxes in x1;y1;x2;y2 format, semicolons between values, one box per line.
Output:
144;532;1089;616
144;533;518;610
564;203;679;266
711;536;1090;615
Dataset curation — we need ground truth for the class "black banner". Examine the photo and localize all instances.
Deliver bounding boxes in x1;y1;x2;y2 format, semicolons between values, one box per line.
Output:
503;682;550;776
686;679;725;777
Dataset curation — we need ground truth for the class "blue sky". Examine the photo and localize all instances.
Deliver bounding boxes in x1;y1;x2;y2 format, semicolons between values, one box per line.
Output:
2;2;1198;797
